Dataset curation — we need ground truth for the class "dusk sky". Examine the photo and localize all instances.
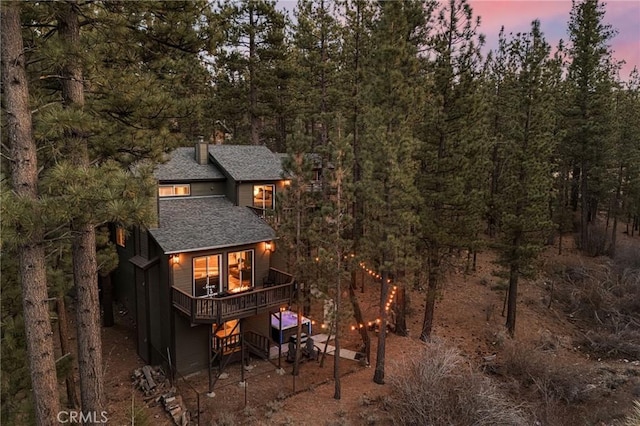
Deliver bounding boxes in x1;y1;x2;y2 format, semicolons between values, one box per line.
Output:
469;0;640;80
278;0;640;80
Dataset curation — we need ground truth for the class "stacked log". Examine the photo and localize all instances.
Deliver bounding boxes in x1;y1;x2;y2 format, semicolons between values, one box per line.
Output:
132;365;190;426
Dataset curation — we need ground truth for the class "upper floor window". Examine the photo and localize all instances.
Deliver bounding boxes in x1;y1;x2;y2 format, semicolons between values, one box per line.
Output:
253;184;274;209
159;184;190;197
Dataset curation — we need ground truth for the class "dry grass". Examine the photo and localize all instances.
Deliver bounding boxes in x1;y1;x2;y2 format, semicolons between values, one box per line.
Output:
498;338;591;404
624;400;640;426
387;341;530;426
551;247;640;360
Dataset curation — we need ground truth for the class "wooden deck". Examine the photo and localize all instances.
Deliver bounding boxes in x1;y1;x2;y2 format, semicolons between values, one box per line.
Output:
172;268;295;324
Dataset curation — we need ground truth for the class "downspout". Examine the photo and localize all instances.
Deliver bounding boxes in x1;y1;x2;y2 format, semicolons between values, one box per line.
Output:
208;326;213;393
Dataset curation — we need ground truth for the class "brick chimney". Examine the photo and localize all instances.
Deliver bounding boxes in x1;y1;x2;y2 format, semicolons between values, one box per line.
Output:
194;136;208;165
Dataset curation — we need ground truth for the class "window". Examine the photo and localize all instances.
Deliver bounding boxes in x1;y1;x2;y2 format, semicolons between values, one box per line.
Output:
227;250;253;293
193;255;221;297
253;184;274;209
115;227;126;247
159;184;190;197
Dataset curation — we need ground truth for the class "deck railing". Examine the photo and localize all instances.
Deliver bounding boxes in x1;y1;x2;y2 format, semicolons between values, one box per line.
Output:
172;269;294;324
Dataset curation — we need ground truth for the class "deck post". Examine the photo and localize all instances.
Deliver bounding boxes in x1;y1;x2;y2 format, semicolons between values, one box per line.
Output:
208;326;213;393
240;321;245;383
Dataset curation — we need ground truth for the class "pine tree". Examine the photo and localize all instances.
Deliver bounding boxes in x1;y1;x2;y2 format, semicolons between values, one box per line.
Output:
1;3;61;423
337;0;376;362
314;131;354;400
54;3;106;418
292;0;342;150
4;1;212;419
565;0;617;252
492;21;557;336
416;0;488;341
609;70;640;253
213;0;289;148
359;0;424;384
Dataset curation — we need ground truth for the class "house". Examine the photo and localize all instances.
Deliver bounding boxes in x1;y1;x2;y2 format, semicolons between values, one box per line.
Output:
112;142;311;387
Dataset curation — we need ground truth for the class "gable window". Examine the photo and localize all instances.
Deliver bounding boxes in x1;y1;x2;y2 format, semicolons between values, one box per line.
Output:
159;184;190;197
253;184;274;209
227;250;253;293
193;255;220;297
115;226;126;247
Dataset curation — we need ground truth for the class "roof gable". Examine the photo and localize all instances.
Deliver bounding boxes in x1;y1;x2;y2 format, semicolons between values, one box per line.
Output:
208;145;284;181
154;147;225;181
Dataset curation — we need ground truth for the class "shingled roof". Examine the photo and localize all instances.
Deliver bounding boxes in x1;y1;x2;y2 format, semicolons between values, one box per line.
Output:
154;147;225;181
208;145;284;181
149;196;275;254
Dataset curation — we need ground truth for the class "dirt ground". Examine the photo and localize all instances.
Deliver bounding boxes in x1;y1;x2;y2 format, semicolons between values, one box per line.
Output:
98;231;640;426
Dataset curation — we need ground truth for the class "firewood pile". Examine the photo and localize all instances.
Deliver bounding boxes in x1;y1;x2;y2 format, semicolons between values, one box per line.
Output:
132;365;191;426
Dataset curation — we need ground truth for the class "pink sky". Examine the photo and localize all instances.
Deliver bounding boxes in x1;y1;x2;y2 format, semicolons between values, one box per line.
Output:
277;1;639;79
469;0;640;79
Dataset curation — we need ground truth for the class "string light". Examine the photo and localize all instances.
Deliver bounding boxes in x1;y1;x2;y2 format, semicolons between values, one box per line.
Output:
346;258;400;332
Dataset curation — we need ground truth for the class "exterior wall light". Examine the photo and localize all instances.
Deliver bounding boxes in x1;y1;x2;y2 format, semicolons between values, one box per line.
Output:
265;241;273;252
171;254;180;265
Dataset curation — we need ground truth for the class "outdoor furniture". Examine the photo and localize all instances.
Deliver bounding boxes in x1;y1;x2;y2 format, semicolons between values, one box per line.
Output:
286;334;320;362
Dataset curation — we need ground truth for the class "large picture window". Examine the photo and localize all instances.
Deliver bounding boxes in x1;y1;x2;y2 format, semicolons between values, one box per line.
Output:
227;250;253;293
193;255;220;297
253;184;274;209
159;184;190;197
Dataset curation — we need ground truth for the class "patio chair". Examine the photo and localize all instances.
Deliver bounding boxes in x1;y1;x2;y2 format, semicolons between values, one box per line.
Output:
302;336;320;361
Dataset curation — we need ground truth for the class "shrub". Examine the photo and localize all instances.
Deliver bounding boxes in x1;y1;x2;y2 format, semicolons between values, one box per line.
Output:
575;330;640;360
553;259;640;360
213;412;236;426
624;400;640;426
499;339;590;404
387;341;530;426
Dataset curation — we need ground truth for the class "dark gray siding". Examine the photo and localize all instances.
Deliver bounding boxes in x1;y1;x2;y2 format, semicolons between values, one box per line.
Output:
243;312;271;337
174;314;209;374
190;181;226;197
225;178;236;204
113;231;137;314
237;183;253;207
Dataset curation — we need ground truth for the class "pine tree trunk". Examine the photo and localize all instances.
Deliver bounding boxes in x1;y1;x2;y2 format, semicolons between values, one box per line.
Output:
373;269;388;384
57;3;105;420
333;259;341;400
2;4;62;423
71;225;105;419
394;286;408;337
505;262;519;337
420;250;438;342
248;6;259;145
580;161;590;250
609;163;624;257
349;272;370;364
57;298;79;408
